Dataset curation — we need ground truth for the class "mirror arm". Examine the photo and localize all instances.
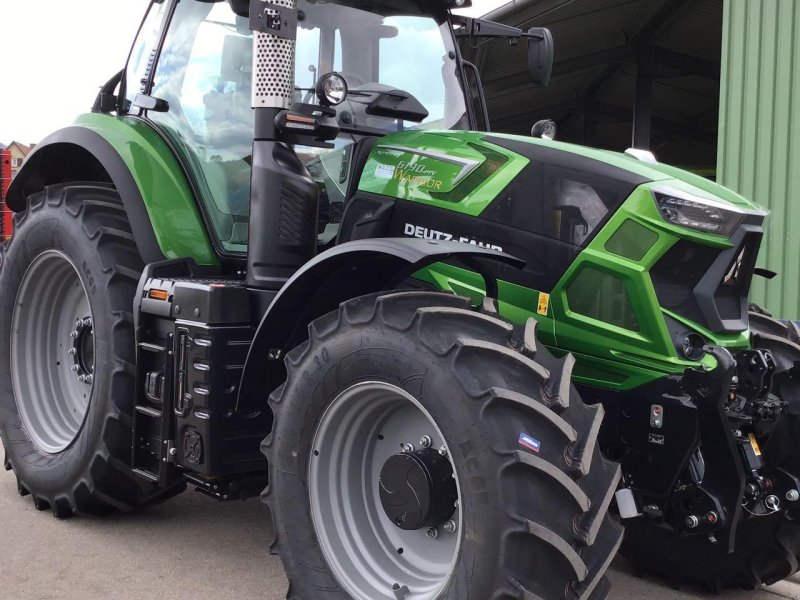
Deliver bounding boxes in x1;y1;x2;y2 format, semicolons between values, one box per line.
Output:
452;15;525;39
462;61;491;132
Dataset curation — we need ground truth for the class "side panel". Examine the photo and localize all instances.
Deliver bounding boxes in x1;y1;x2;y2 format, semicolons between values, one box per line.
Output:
8;113;218;265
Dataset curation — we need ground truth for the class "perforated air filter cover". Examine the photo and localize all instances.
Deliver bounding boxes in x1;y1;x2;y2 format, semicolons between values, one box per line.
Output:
252;0;297;109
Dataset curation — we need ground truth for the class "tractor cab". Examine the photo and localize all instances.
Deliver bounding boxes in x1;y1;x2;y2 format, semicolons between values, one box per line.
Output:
129;0;466;254
123;0;551;255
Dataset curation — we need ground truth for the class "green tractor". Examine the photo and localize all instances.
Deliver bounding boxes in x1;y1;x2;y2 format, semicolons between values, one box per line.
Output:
1;0;797;597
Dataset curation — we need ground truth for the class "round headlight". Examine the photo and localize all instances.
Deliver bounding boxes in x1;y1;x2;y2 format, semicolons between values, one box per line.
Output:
316;72;348;107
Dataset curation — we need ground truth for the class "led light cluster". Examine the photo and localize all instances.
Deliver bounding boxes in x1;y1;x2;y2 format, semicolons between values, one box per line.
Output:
652;186;744;237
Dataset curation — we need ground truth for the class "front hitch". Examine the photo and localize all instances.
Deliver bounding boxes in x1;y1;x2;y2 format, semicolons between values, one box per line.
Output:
679;346;746;552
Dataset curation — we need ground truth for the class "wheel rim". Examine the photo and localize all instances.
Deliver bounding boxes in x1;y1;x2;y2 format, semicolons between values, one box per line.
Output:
309;381;463;600
11;250;95;454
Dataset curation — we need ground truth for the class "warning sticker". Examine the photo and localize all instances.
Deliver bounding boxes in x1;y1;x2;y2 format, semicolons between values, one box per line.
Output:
749;433;762;456
537;292;550;316
374;164;396;179
519;433;541;453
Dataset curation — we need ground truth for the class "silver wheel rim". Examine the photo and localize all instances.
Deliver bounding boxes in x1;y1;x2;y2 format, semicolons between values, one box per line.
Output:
11;250;95;454
309;381;463;600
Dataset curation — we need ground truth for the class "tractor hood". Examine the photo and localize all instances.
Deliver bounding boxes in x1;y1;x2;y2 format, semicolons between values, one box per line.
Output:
357;130;764;215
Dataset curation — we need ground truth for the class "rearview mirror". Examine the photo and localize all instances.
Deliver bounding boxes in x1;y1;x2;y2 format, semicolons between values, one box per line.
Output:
527;27;554;86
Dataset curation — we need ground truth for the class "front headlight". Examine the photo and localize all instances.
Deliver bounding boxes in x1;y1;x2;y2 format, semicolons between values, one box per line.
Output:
652;185;745;237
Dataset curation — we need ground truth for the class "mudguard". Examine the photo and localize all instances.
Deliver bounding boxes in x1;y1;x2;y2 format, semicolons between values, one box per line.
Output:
236;238;524;410
7;114;217;265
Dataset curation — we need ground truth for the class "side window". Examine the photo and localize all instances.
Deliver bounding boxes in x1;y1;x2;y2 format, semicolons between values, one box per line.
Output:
149;1;254;253
124;0;169;111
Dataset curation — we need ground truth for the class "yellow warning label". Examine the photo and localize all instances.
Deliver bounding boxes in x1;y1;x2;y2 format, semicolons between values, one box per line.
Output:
748;433;762;456
537;292;550;316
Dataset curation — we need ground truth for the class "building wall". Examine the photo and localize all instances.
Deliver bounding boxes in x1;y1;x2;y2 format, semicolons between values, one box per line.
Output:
718;0;800;319
0;149;13;240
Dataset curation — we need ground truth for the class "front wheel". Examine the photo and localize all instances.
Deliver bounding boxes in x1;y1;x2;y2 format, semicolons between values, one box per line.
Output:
263;291;622;600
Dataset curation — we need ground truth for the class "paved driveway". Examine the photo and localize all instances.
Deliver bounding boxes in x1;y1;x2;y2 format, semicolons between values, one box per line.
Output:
1;450;798;599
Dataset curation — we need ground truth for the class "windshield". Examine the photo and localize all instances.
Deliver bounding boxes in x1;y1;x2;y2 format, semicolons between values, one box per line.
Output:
296;0;469;132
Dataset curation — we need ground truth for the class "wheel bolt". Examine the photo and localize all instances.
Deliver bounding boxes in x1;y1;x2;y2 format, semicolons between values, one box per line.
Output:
71;365;79;373
787;490;799;502
75;319;83;329
443;520;457;533
78;375;86;383
685;515;699;529
68;348;76;356
419;435;432;448
70;330;79;338
83;318;92;327
401;443;414;453
425;527;438;539
438;445;448;457
85;374;94;384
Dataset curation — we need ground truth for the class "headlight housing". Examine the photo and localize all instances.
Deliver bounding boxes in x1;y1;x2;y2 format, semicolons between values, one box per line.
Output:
652;185;746;237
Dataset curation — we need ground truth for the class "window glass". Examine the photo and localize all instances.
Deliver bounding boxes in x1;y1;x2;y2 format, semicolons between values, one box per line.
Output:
124;0;169;111
149;1;253;253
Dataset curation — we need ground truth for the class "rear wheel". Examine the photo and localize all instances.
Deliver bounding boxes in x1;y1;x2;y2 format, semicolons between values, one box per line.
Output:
263;291;622;600
0;183;184;517
619;307;800;590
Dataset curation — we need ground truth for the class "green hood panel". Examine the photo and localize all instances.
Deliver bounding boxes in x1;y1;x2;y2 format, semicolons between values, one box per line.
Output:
360;130;764;214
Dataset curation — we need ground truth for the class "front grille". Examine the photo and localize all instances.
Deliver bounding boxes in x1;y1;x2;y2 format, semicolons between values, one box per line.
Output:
651;240;719;329
651;227;761;333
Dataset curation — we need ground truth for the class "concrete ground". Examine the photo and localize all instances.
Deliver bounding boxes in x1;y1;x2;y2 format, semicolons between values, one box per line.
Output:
1;451;799;600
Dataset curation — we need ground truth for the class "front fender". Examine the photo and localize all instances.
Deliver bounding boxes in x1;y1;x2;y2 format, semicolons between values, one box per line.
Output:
237;238;524;411
8;113;217;265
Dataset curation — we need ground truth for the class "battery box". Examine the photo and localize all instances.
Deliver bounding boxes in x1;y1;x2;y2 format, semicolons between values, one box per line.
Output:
132;276;269;484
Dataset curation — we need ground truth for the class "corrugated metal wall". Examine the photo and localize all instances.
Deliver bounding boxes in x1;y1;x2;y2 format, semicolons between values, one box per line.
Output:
718;0;800;319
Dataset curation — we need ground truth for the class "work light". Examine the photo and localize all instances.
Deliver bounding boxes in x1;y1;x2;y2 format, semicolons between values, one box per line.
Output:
316;72;348;107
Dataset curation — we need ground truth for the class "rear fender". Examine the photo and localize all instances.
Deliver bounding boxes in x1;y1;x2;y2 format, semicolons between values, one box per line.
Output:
7;114;217;265
237;238;524;411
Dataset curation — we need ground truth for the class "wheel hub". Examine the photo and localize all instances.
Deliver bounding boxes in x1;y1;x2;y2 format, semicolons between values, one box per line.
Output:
69;317;94;384
379;448;457;531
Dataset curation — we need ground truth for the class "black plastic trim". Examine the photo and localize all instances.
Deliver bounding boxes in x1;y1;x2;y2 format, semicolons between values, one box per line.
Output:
6;126;166;264
236;238;524;410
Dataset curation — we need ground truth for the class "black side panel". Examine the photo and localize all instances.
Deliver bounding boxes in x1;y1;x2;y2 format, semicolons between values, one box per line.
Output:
337;193;397;243
6;126;165;264
482;136;650;251
387;200;578;292
483;136;653;193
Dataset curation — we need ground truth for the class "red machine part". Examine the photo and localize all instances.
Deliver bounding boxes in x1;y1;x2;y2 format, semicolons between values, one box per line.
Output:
0;149;12;240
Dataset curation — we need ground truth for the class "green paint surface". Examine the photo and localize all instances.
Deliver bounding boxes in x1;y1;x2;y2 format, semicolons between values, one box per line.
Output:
74;113;218;265
390;131;757;390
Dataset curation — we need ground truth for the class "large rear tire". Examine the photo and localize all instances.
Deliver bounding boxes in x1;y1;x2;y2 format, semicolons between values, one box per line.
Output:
0;183;184;517
263;291;622;600
619;307;800;591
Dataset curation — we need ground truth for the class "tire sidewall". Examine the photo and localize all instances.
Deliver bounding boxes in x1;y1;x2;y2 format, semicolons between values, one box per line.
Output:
271;327;504;599
0;196;116;494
